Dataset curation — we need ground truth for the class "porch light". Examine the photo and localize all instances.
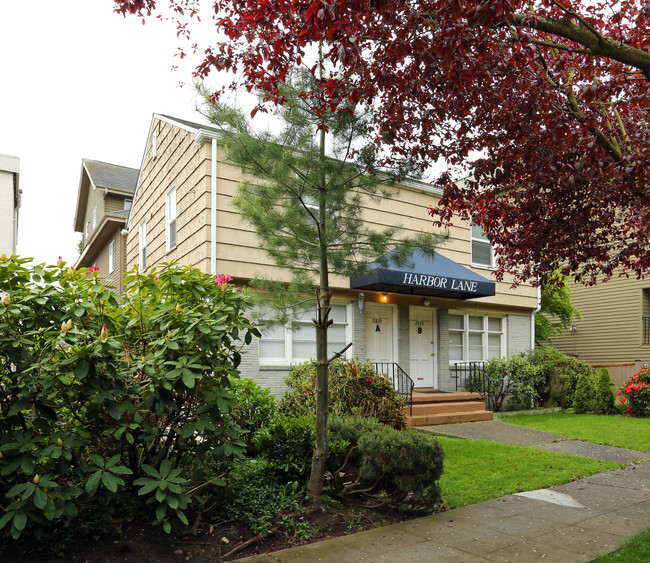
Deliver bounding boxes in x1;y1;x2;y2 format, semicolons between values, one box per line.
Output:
381;292;388;302
358;292;365;312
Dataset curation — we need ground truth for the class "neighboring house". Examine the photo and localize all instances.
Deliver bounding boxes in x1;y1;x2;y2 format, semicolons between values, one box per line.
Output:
0;154;21;255
121;114;539;400
550;277;650;385
73;159;138;292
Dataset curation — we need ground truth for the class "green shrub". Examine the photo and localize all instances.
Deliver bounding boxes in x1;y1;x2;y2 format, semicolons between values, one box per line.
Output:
618;367;650;417
253;414;317;482
594;368;615;415
280;359;407;428
216;458;303;536
480;354;543;411
328;416;444;513
0;256;259;540
573;372;596;413
228;377;277;452
525;347;594;407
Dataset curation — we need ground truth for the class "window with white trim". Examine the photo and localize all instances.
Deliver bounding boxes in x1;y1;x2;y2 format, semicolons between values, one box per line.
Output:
138;220;147;270
471;222;494;268
449;313;504;362
108;240;115;273
92;206;97;230
165;185;177;252
259;303;349;364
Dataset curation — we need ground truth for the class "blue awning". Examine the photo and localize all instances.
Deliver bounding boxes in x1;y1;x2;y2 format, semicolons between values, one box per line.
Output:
350;249;496;300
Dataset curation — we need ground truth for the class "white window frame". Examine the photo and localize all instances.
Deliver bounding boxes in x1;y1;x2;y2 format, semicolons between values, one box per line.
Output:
448;312;505;364
165;185;177;252
138;220;147;270
108;240;115;273
92;206;97;230
470;222;495;269
259;302;351;366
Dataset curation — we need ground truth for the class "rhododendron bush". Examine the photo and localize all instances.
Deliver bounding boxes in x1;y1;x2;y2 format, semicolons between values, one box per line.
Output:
0;255;258;540
618;366;650;417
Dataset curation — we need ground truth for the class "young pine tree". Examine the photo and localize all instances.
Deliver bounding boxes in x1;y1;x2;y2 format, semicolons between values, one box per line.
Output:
198;72;445;504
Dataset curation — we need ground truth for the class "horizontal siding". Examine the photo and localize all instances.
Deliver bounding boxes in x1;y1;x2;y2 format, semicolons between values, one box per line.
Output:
126;119;537;316
214;144;537;310
105;195;125;214
551;274;650;364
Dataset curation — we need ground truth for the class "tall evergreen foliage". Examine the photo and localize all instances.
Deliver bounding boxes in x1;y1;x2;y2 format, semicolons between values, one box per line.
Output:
199;73;444;502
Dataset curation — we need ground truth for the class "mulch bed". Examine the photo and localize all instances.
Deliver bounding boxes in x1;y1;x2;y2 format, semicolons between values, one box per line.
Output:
9;503;418;562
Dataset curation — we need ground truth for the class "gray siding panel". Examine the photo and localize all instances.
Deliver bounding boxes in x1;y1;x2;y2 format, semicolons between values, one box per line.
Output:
437;309;454;391
508;314;532;356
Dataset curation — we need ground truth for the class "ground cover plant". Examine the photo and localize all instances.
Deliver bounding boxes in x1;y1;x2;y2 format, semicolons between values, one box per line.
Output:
437;436;620;508
499;413;650;452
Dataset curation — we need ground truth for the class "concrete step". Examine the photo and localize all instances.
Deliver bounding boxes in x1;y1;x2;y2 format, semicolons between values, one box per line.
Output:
407;409;494;427
411;391;484;404
410;400;486;416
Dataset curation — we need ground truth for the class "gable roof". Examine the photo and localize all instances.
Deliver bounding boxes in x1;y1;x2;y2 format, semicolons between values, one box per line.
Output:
83;159;138;194
73;159;138;232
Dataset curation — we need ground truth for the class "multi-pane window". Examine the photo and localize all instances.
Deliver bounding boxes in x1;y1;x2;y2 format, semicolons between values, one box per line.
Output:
108;240;115;273
259;303;349;364
138;220;147;270
166;186;177;252
471;222;494;268
449;313;504;362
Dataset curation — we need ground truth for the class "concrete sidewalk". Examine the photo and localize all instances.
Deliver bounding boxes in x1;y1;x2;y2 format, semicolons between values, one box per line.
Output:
238;421;650;562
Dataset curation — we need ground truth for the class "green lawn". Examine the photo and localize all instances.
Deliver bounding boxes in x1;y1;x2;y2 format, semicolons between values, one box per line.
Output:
497;412;650;452
592;525;650;562
438;436;620;508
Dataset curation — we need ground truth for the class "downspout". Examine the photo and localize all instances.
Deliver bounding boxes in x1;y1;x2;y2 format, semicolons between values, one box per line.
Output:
531;285;542;350
210;138;218;276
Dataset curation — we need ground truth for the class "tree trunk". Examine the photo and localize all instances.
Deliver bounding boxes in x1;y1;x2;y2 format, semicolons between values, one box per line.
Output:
306;113;330;506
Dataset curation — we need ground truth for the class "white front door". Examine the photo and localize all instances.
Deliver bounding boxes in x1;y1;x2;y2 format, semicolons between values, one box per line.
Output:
410;307;437;388
365;305;394;363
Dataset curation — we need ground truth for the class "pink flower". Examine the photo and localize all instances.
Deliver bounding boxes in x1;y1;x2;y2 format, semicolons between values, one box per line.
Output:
215;274;233;286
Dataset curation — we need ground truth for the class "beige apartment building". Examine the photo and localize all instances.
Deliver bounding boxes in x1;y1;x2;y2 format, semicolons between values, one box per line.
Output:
0;154;21;255
114;114;539;398
73;159;138;292
550;276;650;384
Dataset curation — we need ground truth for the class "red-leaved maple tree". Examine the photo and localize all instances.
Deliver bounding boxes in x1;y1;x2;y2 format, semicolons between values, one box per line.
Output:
115;0;649;285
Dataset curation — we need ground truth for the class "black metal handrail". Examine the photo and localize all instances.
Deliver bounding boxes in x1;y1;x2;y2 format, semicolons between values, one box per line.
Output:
643;317;650;345
451;361;493;410
372;362;414;416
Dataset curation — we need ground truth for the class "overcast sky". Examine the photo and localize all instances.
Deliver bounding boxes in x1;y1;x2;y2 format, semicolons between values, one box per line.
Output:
1;1;209;265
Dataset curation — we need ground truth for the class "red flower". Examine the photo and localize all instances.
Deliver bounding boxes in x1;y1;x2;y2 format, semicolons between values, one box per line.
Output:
621;397;626;403
617;390;622;396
